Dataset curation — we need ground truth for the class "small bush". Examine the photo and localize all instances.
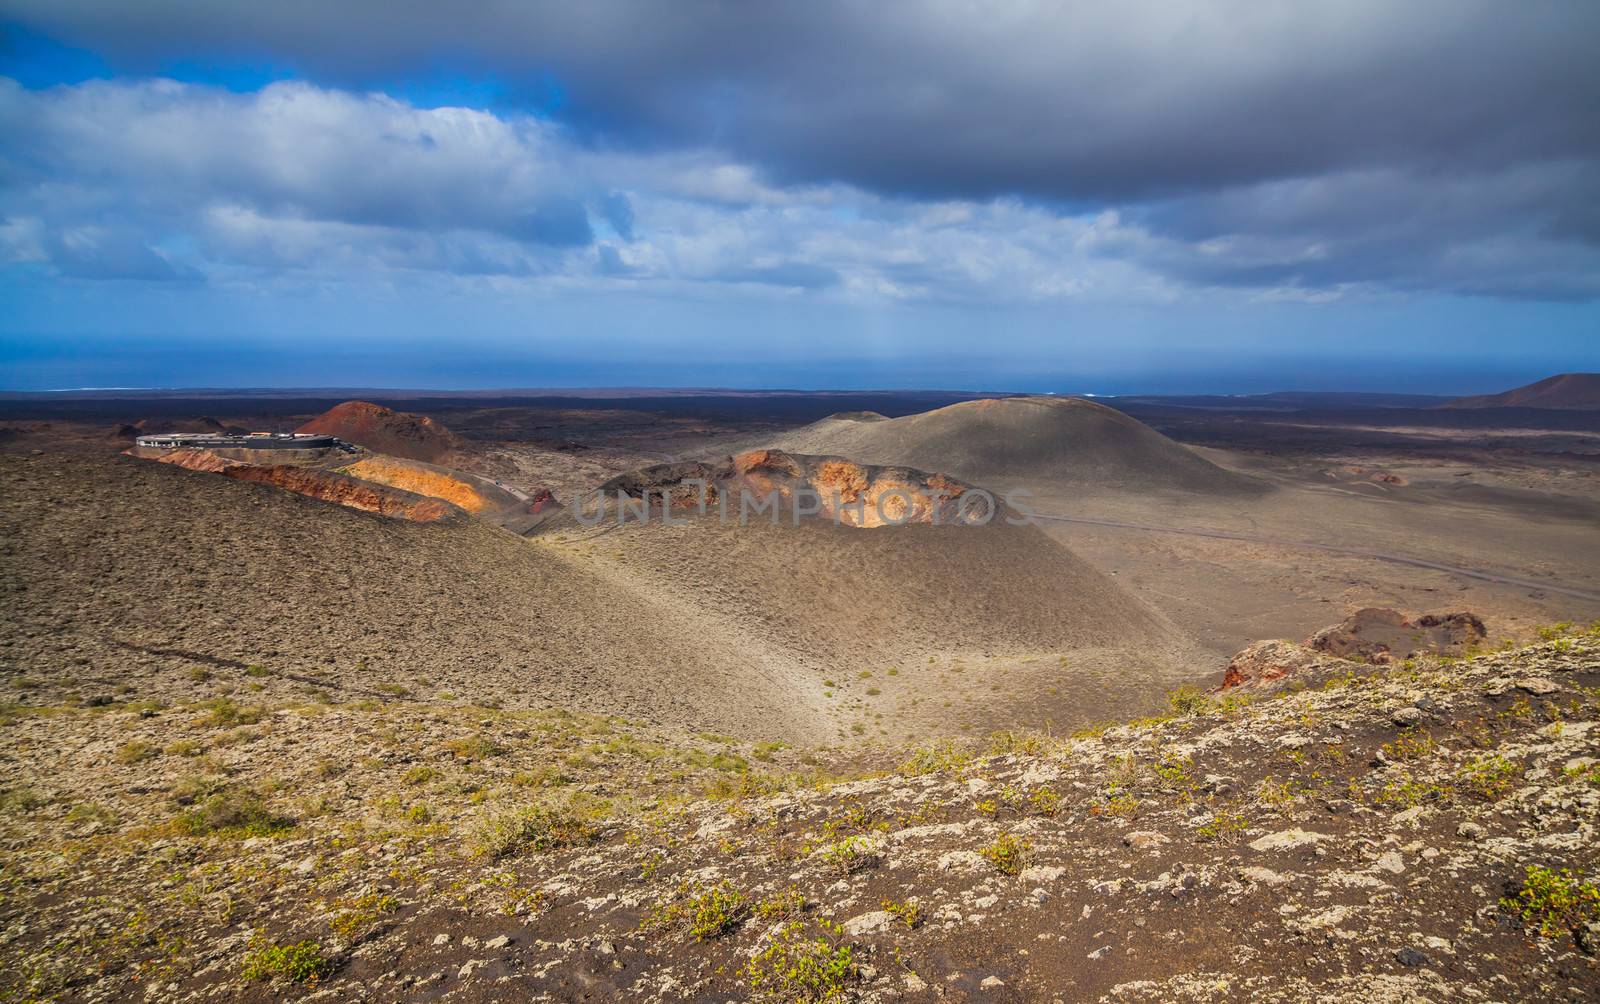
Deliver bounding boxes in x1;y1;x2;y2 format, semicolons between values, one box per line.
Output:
1026;787;1061;817
177;789;294;838
752;740;788;762
1382;729;1436;761
817;836;875;876
467;803;596;860
1461;754;1520;802
1166;685;1211;716
755;886;806;921
1196;810;1248;844
1502;865;1600;939
881;897;923;929
745;920;857;1003
241;938;334;985
644;880;748;941
115;740;159;764
198;697;263;728
980;832;1028;876
898;742;974;776
402;766;438;785
328;893;398;941
987;730;1056;756
244;665;271;678
0;786;45;814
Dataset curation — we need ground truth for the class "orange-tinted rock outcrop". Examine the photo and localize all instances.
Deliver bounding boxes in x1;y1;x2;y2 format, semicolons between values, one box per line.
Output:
140;448;457;522
598;449;995;528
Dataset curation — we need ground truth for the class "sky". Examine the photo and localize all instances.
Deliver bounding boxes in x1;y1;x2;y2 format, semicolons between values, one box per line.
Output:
0;2;1597;394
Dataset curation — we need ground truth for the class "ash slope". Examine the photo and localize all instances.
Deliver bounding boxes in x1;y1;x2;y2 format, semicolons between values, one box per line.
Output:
775;396;1267;495
544;449;1203;735
0;452;818;740
2;450;1198;742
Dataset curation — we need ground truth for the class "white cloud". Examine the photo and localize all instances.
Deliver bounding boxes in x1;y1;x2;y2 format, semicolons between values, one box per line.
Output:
1;75;1596;304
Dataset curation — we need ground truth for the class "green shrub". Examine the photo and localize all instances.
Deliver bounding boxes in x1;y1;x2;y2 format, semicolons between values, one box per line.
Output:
115;740;159;764
328;893;398;940
745;920;856;1003
755;886;806;921
1502;865;1600;939
241;938;334;985
1461;754;1520;801
197;697;262;728
980;832;1028;875
817;836;874;876
177;789;294;838
881;897;923;929
644;880;748;941
1026;787;1061;817
1381;729;1436;761
1166;685;1211;716
1196;810;1248;843
467;803;596;860
898;741;973;776
402;766;438;785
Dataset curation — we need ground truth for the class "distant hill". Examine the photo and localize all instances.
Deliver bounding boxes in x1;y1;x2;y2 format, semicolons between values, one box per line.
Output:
773;395;1267;495
297;400;463;462
1443;373;1600;410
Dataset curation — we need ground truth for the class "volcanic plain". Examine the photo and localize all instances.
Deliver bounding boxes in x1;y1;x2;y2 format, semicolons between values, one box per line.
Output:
1;383;1598;1001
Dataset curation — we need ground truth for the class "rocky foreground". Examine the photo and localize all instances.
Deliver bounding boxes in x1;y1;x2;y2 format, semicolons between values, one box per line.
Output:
3;631;1599;1002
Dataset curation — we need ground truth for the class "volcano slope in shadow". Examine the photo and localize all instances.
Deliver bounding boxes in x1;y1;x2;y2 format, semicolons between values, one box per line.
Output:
1442;372;1600;410
774;395;1269;496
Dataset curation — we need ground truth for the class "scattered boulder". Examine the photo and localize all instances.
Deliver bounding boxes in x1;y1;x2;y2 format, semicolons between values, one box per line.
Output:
1248;828;1329;853
1308;608;1485;664
1221;608;1487;691
1218;640;1348;692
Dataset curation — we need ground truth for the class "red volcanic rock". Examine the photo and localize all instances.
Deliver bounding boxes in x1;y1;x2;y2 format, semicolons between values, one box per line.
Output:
296;401;463;463
526;488;558;514
1218;641;1342;692
141;448;457;523
599;449;988;528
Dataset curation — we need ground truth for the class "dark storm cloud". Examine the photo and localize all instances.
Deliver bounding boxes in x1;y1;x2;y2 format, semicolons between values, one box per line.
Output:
4;1;1595;201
